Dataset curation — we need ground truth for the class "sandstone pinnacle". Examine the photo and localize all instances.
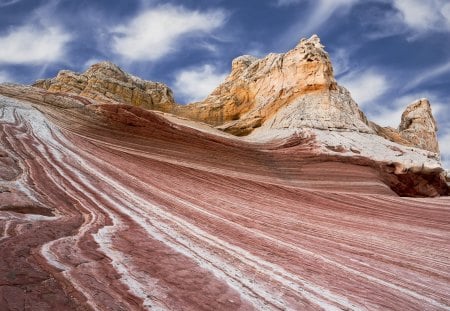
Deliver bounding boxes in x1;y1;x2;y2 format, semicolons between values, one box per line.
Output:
398;98;439;153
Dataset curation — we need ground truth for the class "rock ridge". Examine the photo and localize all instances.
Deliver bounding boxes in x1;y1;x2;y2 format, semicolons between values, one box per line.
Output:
34;61;176;112
5;34;444;176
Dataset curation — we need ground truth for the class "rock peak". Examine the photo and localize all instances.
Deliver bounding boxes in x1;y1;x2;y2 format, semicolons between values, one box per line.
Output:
179;33;368;135
298;34;325;49
398;98;439;153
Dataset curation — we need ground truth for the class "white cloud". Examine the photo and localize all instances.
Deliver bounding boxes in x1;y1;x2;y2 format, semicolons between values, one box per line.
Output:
111;5;226;61
443;3;450;27
392;0;450;33
331;48;351;76
0;25;71;65
339;70;389;107
300;0;359;35
174;65;227;103
369;106;405;128
278;0;359;47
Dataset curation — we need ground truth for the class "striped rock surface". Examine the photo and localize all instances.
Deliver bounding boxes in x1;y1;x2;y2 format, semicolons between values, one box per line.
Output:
0;93;449;311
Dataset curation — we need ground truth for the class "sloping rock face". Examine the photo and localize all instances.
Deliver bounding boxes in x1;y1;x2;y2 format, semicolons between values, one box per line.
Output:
0;94;449;310
0;30;449;309
178;35;372;136
34;61;176;112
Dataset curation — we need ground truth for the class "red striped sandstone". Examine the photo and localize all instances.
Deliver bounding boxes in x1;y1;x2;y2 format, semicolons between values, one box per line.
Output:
0;92;449;310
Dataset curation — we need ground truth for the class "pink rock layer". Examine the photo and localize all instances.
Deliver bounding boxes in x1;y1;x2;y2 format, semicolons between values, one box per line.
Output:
0;95;449;310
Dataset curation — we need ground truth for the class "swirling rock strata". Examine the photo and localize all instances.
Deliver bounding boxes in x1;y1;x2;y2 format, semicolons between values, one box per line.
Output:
0;92;449;310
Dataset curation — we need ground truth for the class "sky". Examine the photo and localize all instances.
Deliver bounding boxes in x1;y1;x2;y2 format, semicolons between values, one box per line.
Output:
0;0;449;167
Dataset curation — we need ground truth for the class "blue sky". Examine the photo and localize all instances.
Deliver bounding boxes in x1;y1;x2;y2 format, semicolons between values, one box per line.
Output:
0;0;449;167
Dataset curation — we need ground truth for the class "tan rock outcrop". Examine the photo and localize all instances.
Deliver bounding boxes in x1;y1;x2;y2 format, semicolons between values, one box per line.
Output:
398;98;439;153
176;35;372;136
34;61;176;112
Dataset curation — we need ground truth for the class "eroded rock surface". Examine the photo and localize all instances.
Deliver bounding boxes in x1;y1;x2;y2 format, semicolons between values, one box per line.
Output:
398;98;439;153
0;94;449;310
34;61;176;112
0;33;449;311
30;36;441;158
177;35;372;136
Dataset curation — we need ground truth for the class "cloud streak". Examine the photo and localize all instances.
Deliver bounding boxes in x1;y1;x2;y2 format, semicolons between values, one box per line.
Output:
300;0;359;35
403;61;450;91
392;0;450;33
274;0;303;6
0;0;21;7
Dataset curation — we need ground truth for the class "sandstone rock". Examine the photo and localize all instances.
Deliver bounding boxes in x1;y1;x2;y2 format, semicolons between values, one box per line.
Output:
34;61;176;112
367;99;440;155
176;35;372;136
398;98;439;153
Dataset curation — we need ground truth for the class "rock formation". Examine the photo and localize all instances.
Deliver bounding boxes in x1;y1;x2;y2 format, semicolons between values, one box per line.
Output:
398;98;439;153
184;35;372;136
33;36;373;137
368;99;440;154
34;61;176;112
31;36;439;157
